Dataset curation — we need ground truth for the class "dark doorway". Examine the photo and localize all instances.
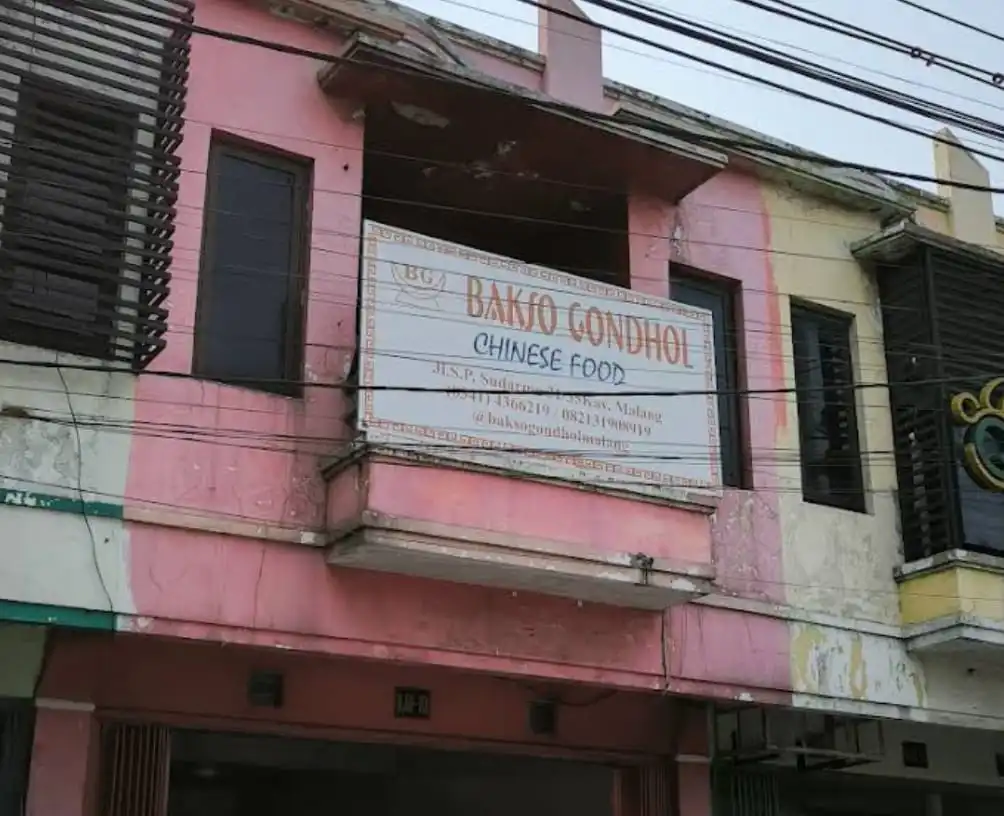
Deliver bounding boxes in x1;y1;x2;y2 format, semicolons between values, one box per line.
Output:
167;729;616;816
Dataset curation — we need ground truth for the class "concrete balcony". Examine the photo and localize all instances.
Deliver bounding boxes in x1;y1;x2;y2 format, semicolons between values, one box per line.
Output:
898;551;1004;661
323;445;716;610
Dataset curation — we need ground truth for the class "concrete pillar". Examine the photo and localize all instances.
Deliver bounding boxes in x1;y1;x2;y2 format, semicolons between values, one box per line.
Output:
538;0;605;113
677;761;712;816
26;700;98;816
933;127;997;248
628;193;674;298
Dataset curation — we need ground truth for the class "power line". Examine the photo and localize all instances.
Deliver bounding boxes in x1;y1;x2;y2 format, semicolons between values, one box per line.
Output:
0;355;993;399
889;0;1004;48
13;114;1003;238
493;0;1004;125
10;469;1004;601
0;208;976;380
13;404;981;470
523;0;1004;168
70;0;1004;192
587;0;1004;142
717;0;1004;85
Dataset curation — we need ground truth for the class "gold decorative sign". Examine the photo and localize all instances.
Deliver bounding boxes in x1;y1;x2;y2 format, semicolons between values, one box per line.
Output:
950;378;1004;492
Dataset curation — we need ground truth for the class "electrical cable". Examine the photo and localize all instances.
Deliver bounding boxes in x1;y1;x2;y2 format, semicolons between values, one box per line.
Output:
0;354;991;399
0;195;990;388
0;472;965;597
579;0;1004;143
54;365;115;611
439;0;1004;122
518;0;1004;169
890;0;1004;48
66;0;1004;190
14;405;983;470
715;0;1004;85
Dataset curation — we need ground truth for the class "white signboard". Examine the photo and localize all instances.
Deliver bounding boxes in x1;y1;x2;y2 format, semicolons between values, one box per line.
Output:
357;221;721;495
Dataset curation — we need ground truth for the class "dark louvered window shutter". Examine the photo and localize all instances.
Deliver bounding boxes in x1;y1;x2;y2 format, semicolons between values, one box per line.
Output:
1;82;135;360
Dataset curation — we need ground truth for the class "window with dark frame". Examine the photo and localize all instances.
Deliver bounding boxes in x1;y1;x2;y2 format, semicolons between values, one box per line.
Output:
193;137;311;396
790;302;866;512
670;269;746;489
0;79;136;359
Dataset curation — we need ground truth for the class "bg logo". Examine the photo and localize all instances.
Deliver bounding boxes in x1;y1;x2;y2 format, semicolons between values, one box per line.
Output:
390;262;446;308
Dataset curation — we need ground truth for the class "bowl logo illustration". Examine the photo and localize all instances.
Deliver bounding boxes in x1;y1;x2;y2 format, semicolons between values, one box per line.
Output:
390;262;447;308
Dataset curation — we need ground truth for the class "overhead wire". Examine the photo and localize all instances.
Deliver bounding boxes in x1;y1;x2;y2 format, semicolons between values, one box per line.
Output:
0;158;995;386
438;0;1004;121
580;0;1004;142
69;0;1004;191
0;354;991;400
517;0;1004;168
890;0;1004;48
0;207;980;388
4;401;976;470
712;0;1004;85
1;9;995;461
1;10;1001;629
9;469;1004;605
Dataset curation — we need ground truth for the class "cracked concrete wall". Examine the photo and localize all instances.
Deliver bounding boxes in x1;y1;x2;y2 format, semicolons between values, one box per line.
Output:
0;342;136;614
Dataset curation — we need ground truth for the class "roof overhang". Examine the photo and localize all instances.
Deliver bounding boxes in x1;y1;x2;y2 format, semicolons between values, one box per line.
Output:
318;35;729;203
258;0;408;41
852;218;1004;267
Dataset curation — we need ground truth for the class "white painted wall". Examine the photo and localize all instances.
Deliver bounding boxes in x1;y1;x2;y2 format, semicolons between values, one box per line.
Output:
0;342;136;614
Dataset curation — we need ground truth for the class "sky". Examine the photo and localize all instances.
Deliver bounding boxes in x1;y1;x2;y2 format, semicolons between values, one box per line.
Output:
400;0;1004;209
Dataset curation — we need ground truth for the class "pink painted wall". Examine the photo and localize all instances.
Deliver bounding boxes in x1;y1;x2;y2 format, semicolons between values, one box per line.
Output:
625;177;790;702
39;634;673;758
31;635;711;816
329;458;712;564
126;0;360;532
121;0;791;710
660;173;790;701
25;707;98;816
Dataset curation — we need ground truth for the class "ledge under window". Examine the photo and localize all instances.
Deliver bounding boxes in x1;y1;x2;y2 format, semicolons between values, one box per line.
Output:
897;549;1004;660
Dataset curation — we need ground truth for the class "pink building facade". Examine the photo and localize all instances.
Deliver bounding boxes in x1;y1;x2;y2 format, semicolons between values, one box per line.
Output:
18;0;999;814
2;0;789;812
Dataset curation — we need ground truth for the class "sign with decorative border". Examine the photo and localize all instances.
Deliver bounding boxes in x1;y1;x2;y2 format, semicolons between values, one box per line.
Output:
357;221;721;496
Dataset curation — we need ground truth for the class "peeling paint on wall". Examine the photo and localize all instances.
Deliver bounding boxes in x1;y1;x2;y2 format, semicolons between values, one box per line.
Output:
790;622;926;709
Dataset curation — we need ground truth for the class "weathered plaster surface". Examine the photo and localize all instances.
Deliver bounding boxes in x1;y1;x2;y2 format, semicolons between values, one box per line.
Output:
0;507;133;613
657;171;793;700
790;621;925;709
789;619;1004;728
0;343;135;613
670;173;787;604
0;343;134;501
763;183;901;625
764;185;1004;726
124;529;667;688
